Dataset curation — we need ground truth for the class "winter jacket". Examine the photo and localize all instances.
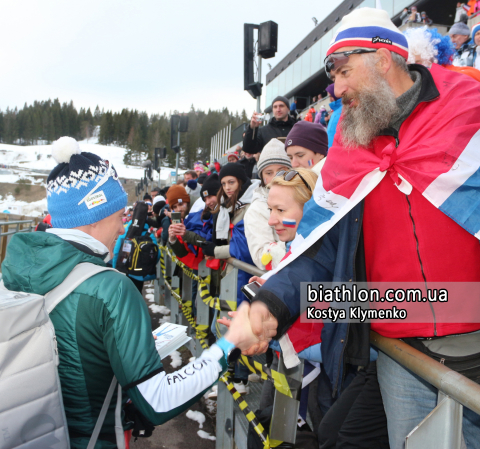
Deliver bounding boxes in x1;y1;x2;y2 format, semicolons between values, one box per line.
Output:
1;232;228;449
253;202;370;398
186;180;202;204
327;99;342;148
112;221;159;281
238;156;257;178
243;115;296;154
244;185;286;270
253;63;480;396
452;39;476;67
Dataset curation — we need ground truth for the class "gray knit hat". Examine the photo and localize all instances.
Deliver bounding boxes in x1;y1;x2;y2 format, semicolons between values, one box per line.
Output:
449;22;470;36
257;138;292;174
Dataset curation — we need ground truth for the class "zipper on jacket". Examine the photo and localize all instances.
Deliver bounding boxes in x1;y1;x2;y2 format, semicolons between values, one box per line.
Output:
405;194;437;336
332;322;349;398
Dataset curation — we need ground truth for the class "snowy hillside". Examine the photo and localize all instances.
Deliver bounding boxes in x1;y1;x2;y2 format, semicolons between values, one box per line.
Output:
0;139;182;217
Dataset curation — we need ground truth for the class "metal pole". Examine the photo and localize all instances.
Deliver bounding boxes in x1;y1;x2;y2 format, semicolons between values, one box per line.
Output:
175;131;180;183
226;257;265;277
371;331;480;415
256;54;262;114
228;123;231;151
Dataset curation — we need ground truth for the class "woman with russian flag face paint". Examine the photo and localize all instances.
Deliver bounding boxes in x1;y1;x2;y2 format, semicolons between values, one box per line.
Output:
285;121;328;175
267;168;318;245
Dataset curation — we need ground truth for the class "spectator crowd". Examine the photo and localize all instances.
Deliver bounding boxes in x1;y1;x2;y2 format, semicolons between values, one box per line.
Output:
3;5;480;449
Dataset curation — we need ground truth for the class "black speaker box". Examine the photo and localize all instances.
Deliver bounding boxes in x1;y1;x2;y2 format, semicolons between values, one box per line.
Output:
259;21;278;59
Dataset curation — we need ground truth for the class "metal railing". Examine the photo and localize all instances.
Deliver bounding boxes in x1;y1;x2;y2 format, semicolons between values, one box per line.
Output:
371;331;480;448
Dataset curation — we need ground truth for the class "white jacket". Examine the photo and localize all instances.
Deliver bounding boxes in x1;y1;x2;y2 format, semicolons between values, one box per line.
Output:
244;186;286;270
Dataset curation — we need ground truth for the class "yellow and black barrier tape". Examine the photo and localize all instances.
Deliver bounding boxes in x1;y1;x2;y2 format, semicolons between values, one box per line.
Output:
159;246;302;447
160;246;237;312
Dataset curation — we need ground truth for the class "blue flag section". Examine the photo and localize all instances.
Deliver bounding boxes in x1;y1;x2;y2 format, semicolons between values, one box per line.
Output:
184;210;213;255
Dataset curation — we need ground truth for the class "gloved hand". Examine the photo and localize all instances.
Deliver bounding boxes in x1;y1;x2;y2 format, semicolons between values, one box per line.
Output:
202;241;217;257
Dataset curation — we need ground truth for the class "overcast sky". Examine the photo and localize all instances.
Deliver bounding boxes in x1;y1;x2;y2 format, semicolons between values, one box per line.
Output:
0;0;343;116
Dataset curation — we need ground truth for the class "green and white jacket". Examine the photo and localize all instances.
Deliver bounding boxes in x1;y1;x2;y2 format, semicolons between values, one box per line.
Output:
2;231;227;449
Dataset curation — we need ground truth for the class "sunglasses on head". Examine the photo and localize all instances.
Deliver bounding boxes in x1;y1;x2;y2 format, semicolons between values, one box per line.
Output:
275;170;312;192
324;49;377;79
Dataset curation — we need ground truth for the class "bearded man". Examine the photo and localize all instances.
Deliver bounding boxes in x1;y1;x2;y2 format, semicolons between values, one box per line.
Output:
236;7;480;449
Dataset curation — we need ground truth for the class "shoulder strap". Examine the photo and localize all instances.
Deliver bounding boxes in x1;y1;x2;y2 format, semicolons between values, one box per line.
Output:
44;262;126;449
86;376;125;449
44;262;119;313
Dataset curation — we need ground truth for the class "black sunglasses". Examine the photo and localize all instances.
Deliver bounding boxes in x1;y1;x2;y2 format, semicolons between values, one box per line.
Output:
275;170;312;192
324;49;377;79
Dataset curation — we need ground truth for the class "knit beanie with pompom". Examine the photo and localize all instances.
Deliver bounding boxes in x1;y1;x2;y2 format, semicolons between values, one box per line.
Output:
46;136;127;228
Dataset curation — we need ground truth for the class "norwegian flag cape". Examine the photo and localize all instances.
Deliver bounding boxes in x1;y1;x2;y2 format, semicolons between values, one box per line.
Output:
264;64;480;279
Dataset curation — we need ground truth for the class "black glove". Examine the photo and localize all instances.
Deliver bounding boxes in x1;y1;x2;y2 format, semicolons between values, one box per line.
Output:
202;241;217;257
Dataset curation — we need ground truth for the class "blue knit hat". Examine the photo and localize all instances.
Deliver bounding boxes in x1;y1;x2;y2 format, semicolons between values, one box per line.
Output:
47;137;128;228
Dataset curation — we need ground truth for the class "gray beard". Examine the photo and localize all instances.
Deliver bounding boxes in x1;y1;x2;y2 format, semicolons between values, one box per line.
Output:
339;68;398;148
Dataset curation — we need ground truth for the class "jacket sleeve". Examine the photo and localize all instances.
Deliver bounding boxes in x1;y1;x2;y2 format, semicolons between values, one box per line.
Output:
252;235;336;338
214;244;231;259
161;217;171;244
244;200;286;270
242;125;262;154
169;238;189;258
99;273;228;426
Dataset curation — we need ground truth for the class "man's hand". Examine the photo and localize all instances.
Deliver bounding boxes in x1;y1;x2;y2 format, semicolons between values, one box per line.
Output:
248;276;266;286
219;301;278;355
244;301;278;355
170;223;186;237
250;111;261;130
224;303;261;351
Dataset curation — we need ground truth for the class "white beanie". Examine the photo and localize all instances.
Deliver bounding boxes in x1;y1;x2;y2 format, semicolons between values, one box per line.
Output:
257;138;292;174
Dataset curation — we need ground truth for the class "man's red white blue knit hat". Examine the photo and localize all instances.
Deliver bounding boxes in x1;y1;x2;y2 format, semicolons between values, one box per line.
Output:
46;137;128;228
327;7;409;59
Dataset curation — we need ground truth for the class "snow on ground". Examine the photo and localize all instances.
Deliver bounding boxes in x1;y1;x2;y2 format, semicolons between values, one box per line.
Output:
149;304;171;315
169;350;183;368
197;430;216;441
186;410;205;428
0;194;47;217
159;316;171;324
0;140;185;217
0;140;179;182
146;288;154;294
146;293;155;302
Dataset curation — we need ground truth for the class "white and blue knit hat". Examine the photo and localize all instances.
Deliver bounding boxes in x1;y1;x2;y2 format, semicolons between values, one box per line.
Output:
327;7;409;59
46;137;128;228
472;23;480;40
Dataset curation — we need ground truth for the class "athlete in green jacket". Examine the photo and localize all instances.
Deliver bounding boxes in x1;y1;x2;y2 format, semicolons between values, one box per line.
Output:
2;137;260;448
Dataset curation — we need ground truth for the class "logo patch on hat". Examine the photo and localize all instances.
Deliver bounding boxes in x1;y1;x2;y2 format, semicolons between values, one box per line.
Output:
85;190;107;209
287;139;293;146
203;190;208;197
178;198;183;203
372;36;392;45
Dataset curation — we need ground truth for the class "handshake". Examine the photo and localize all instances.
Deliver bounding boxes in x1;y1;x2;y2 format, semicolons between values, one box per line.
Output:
220;277;278;355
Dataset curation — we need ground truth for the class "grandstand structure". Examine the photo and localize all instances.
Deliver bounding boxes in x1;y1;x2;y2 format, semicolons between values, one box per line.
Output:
264;0;460;115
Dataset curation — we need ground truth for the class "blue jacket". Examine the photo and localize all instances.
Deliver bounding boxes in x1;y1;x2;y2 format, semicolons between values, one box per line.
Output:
113;221;159;281
327;99;342;148
253;202;369;397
